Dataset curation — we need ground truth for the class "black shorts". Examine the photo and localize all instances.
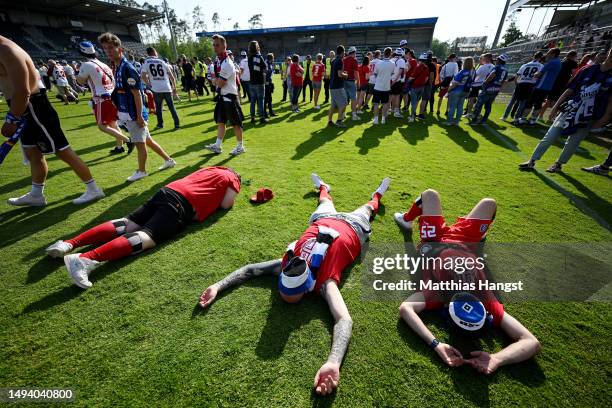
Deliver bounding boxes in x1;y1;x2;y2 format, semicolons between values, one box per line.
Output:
391;82;403;95
366;83;376;94
214;94;244;126
12;93;70;154
127;187;195;243
372;90;390;104
468;86;482;98
184;76;196;90
440;77;452;87
547;86;563;103
528;88;549;108
514;82;534;101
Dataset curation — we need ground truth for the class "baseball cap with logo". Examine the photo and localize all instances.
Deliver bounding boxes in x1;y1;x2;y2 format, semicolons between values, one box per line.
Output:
240;51;247;56
399;39;408;47
448;292;488;332
418;52;429;60
78;41;96;56
394;48;405;56
497;53;509;63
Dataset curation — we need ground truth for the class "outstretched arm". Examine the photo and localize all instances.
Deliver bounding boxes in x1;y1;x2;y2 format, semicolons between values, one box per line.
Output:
465;312;541;375
314;280;353;396
198;259;282;308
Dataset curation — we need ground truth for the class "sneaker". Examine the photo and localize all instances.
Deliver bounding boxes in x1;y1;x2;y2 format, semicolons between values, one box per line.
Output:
381;116;386;125
327;121;335;127
295;108;301;113
335;121;346;128
500;116;507;121
407;116;415;123
394;212;413;230
314;105;321;110
127;170;148;182
311;173;331;192
373;177;391;198
417;114;426;120
204;143;222;154
250;117;256;124
590;127;606;134
7;192;47;207
443;121;453;126
46;240;74;258
352;114;361;121
260;118;268;124
109;146;125;155
514;118;526;125
73;188;105;205
518;160;535;171
546;162;562;173
528;118;537;125
229;145;246;156
581;165;609;176
155;124;164;129
126;138;134;155
394;112;403;118
64;254;100;289
371;117;379;125
159;158;176;170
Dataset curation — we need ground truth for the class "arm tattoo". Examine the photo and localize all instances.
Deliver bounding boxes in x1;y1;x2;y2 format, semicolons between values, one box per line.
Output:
327;318;353;364
215;259;281;292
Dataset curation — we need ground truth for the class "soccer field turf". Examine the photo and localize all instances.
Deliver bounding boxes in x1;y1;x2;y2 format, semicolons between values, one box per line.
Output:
0;89;610;407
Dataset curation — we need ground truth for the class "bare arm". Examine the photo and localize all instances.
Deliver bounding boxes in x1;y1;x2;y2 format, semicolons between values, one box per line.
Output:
549;88;574;119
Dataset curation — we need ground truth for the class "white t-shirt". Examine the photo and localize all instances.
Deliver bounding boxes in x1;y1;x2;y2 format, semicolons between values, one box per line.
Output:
391;57;406;82
63;65;75;76
142;57;173;93
374;59;395;92
516;61;544;84
473;63;495;87
440;61;458;79
53;66;69;86
207;63;214;79
369;58;381;84
219;58;238;96
239;58;250;81
77;59;114;97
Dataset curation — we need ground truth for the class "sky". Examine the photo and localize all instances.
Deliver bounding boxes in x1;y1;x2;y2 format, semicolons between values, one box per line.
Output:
161;0;558;45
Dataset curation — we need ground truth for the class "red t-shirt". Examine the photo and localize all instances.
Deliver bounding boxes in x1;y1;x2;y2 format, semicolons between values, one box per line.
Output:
409;63;430;88
290;63;304;87
281;218;361;294
421;246;504;327
166;166;241;222
343;56;359;80
358;64;370;85
312;62;325;82
405;58;417;80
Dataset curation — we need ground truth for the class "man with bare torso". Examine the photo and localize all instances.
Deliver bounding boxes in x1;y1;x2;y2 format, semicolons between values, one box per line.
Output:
0;35;104;206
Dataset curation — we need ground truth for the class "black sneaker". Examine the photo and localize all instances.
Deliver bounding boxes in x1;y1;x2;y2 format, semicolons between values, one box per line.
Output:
126;138;134;155
260;118;268;124
109;146;125;155
250;117;256;124
327;121;334;127
155;124;163;129
270;112;278;117
417;114;426;120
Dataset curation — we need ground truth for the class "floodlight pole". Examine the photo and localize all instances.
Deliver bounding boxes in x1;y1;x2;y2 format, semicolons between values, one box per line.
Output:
492;0;512;49
163;0;178;60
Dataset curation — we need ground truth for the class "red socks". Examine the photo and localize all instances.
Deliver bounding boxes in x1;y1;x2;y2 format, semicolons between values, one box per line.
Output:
66;221;118;248
403;196;423;221
319;186;332;201
81;236;133;262
366;192;382;214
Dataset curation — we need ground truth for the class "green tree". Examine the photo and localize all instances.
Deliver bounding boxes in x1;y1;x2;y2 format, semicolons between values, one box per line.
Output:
192;5;206;34
212;12;220;31
233;22;240;30
248;14;263;29
430;38;450;59
500;21;525;47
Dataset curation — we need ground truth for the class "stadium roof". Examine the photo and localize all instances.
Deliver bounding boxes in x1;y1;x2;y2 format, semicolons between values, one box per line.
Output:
0;0;163;25
509;0;595;12
196;17;438;38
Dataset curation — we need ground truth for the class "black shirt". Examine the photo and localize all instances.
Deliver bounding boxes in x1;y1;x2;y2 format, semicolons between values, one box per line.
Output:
248;54;267;85
553;59;578;91
329;57;344;89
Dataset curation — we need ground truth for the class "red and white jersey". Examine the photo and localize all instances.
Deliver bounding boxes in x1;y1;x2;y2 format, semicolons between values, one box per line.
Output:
368;58;381;84
77;59;114;97
53;65;69;86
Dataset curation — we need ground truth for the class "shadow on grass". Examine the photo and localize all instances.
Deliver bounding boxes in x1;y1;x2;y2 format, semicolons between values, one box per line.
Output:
292;127;347;160
554;172;612;229
355;122;398;155
398;122;430;146
444;126;479;153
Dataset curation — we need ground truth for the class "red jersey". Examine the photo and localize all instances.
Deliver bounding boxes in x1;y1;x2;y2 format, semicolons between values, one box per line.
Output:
358;64;370;86
281;218;361;294
166;166;241;222
405;58;417;80
312;62;325;82
408;63;430;88
343;56;359;80
290;63;304;87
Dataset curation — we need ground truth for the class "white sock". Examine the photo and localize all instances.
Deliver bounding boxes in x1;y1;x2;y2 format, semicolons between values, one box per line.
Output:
31;182;44;197
85;179;99;192
215;137;223;147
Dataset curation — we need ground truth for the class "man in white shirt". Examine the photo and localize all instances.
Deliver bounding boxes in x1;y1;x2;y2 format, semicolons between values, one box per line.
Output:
466;53;494;117
390;48;407;117
436;53;459;114
50;59;77;104
505;52;544;122
63;60;85;95
76;41;133;155
141;47;180;130
204;35;245;156
364;49;381;110
239;51;250;101
371;47;395;125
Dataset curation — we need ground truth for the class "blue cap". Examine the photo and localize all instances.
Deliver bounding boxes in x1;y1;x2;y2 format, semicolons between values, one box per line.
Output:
448;292;487;331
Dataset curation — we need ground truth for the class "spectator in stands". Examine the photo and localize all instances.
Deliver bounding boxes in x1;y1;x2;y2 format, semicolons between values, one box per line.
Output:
183;56;198;102
444;56;475;126
264;52;276;118
343;47;360;121
239;51;250;101
327;45;348;127
281;56;290;102
312;53;326;110
289;54;304;113
356;54;370;115
141;47;180;131
302;54;313;103
437;53;459;115
323;50;335;104
247;40;267;124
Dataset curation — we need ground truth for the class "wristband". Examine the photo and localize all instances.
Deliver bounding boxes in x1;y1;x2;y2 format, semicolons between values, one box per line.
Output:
429;338;440;349
5;112;24;125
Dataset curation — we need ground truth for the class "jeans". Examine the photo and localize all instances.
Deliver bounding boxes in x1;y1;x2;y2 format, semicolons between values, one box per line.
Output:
291;85;302;106
447;91;468;124
265;82;274;116
153;91;179;128
473;91;498;122
241;81;250;101
503;92;518;118
531;115;590;164
409;87;424;117
249;83;265;118
282;80;288;100
302;78;313;101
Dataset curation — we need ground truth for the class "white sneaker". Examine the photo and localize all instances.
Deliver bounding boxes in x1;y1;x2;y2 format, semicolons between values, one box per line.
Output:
514;118;526;125
373;177;391;198
64;253;100;289
229;145;246;156
352;114;361;121
204;143;222;154
381;116;386;124
500;116;507;121
314;105;321;110
394;212;413;230
159;158;176;170
73;188;105;205
371;117;379;125
126;170;148;182
407;116;415;123
46;240;73;258
394;112;403;118
7;192;47;207
528;118;537;125
311;173;331;192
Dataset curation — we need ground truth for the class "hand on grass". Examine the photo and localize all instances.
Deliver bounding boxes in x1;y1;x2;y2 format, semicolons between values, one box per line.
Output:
314;361;340;396
465;351;500;375
434;343;464;367
199;284;218;308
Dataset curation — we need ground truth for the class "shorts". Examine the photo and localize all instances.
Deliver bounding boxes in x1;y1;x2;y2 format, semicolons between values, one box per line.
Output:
93;97;118;126
438;87;449;98
402;82;412;95
184;77;196;90
418;215;492;243
514;82;534;101
391;81;403;95
421;84;432;100
358;83;368;92
367;83;376;94
344;80;357;100
440;77;452;88
16;93;70;154
308;199;372;245
372;89;390;104
529;88;549;107
546;86;563;103
214;94;244;126
313;81;322;89
127;187;195;243
330;88;347;109
468;86;482;98
120;119;150;143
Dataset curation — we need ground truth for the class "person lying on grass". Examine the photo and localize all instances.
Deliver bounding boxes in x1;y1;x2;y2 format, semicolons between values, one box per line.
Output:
199;173;391;395
394;189;541;375
45;166;241;289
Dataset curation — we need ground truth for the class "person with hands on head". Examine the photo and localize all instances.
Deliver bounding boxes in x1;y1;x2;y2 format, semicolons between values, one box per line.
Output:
200;173;392;395
395;189;541;375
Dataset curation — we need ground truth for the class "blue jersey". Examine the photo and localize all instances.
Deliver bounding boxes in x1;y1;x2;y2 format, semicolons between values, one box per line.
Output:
450;69;474;93
536;57;562;91
113;57;148;122
483;64;508;93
